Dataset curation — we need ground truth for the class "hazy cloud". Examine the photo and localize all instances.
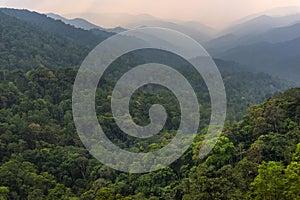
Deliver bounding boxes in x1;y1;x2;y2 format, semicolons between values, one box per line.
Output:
1;0;300;28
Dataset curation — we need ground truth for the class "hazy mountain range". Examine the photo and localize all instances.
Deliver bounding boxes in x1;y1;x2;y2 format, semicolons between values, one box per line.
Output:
46;13;103;30
234;6;300;25
51;12;216;43
1;6;300;83
46;13;126;33
205;17;300;53
202;7;300;83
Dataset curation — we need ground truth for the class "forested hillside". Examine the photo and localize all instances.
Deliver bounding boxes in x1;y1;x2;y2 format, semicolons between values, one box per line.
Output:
0;67;298;199
0;8;113;48
0;11;89;70
0;8;299;200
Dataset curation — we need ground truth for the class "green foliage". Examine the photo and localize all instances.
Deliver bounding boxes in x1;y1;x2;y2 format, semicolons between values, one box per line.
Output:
247;161;300;200
284;162;300;199
0;11;89;70
204;136;235;168
293;143;300;162
0;8;113;48
0;12;298;198
182;164;244;200
0;186;9;200
247;161;286;200
0;67;299;199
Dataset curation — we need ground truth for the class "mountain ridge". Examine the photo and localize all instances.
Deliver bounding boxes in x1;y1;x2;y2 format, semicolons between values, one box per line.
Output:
216;36;300;83
0;8;113;48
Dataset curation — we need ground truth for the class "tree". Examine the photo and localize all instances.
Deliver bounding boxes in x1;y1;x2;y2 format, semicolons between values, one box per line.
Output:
247;161;285;200
283;162;300;199
47;184;76;200
182;164;244;200
203;136;236;168
95;187;116;200
0;186;9;200
292;143;300;162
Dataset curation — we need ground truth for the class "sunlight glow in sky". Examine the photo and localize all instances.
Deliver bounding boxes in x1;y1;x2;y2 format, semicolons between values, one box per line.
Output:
1;0;300;28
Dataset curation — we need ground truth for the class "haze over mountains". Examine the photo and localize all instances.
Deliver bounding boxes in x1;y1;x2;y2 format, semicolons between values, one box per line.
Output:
0;7;294;113
46;13;126;33
52;12;216;43
47;13;104;30
205;15;300;82
235;6;300;24
1;6;300;83
203;6;300;83
0;7;294;122
86;6;300;83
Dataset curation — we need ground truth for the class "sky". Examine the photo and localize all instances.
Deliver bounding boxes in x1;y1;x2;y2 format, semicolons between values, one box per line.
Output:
1;0;300;29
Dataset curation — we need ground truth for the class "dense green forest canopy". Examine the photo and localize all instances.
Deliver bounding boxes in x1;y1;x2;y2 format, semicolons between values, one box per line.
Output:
0;8;299;200
0;11;89;70
0;67;298;199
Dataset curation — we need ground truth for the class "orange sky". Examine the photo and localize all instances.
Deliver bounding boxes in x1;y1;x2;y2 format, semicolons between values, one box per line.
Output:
1;0;300;28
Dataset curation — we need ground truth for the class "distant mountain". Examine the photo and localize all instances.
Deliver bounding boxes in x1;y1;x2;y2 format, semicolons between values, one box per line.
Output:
0;8;113;48
65;12;157;28
125;19;214;43
235;6;300;25
65;12;214;42
47;13;103;30
204;34;238;55
46;13;126;33
241;22;300;44
216;37;300;83
106;26;126;33
219;14;300;36
206;21;300;55
162;20;216;37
